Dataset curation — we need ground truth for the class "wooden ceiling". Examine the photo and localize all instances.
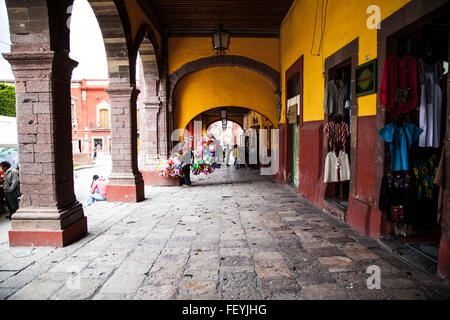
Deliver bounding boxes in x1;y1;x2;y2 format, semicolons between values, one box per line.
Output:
137;0;295;37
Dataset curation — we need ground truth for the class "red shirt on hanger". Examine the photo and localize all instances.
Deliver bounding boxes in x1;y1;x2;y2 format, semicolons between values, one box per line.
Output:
380;54;418;114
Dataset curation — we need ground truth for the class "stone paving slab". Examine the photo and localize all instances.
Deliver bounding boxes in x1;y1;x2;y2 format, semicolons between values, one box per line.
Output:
0;167;449;300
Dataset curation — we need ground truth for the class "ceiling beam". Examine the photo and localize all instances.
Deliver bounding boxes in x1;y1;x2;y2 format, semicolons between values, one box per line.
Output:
167;28;280;38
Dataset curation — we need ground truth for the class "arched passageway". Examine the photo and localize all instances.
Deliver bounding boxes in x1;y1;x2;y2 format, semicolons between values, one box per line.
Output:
2;0;163;246
172;67;279;140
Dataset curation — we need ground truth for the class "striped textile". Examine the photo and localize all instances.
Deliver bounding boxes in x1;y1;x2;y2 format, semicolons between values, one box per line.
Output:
324;121;349;152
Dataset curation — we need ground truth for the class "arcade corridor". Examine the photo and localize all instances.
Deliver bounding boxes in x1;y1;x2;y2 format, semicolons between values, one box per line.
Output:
1;0;449;301
0;168;448;300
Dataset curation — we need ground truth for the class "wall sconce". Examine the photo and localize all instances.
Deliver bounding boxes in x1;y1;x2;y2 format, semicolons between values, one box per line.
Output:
212;24;230;55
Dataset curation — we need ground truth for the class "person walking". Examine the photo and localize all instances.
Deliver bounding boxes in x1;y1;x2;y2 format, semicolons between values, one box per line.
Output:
87;175;107;205
233;144;239;169
225;144;231;167
1;161;20;220
180;149;193;186
93;144;100;162
215;141;223;168
0;166;5;214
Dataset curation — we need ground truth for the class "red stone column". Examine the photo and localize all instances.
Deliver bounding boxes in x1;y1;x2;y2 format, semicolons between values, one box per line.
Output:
141;98;161;162
139;78;160;166
106;83;145;202
3;52;87;247
140;97;166;185
158;79;169;160
139;78;174;186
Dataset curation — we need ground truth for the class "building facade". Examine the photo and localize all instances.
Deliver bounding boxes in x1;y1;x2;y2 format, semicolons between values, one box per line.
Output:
71;79;111;157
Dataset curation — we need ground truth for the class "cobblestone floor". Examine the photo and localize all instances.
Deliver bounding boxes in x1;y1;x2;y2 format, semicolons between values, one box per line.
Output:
0;166;449;300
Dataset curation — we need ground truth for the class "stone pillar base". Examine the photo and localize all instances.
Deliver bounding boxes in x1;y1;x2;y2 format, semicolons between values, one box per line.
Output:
142;171;182;186
106;172;145;202
106;181;145;202
9;203;87;247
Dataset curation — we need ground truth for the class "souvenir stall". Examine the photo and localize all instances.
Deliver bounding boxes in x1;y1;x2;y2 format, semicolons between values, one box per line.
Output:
192;135;217;176
323;62;352;209
378;16;448;248
156;134;218;180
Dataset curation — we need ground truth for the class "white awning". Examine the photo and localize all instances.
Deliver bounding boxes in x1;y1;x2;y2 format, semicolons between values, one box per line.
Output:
0;115;18;146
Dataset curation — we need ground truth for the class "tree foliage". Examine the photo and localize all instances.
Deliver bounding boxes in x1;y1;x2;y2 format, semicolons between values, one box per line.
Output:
0;83;16;117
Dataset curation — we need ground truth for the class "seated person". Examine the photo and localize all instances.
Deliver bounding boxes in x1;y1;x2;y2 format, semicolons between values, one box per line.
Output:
87;175;107;205
0;167;4;213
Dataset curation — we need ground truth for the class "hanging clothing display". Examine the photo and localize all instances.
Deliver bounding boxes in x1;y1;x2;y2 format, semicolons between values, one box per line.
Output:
380;54;419;114
418;60;443;148
324;151;350;183
324;121;350;152
378;123;423;171
324;79;348;115
412;153;439;201
410;154;440;225
379;171;417;223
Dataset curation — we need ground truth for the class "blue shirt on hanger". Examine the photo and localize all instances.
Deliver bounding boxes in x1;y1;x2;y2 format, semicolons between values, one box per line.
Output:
378;123;423;171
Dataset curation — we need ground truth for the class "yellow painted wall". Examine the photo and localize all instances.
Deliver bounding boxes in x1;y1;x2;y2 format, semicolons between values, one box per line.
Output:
173;67;278;139
280;0;411;123
168;37;280;75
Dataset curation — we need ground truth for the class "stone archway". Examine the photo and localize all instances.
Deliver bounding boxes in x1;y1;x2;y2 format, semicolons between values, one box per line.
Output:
88;0;133;84
133;23;172;184
135;24;161;81
88;0;145;202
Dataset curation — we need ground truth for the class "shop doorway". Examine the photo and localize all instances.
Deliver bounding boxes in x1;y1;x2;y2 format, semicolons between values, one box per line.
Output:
322;39;359;221
379;7;449;263
324;60;352;208
286;72;300;188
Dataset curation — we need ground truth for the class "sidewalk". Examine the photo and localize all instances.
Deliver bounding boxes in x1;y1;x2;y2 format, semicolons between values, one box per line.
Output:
0;167;449;300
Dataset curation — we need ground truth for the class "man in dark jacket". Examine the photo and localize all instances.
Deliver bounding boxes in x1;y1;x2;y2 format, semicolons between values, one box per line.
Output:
1;161;20;220
180;148;193;187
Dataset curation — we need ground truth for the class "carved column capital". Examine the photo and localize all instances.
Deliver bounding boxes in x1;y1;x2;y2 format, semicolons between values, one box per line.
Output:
143;96;161;112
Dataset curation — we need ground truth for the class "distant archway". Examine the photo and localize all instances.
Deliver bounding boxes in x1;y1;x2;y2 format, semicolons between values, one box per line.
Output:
173;67;279;133
135;24;161;81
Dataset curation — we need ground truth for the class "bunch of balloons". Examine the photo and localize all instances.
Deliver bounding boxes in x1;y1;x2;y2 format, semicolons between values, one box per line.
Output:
157;157;183;178
192;134;217;176
192;159;216;176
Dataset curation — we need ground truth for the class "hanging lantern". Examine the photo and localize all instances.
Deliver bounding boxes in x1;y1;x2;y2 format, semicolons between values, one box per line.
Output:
212;24;230;55
220;108;228;131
